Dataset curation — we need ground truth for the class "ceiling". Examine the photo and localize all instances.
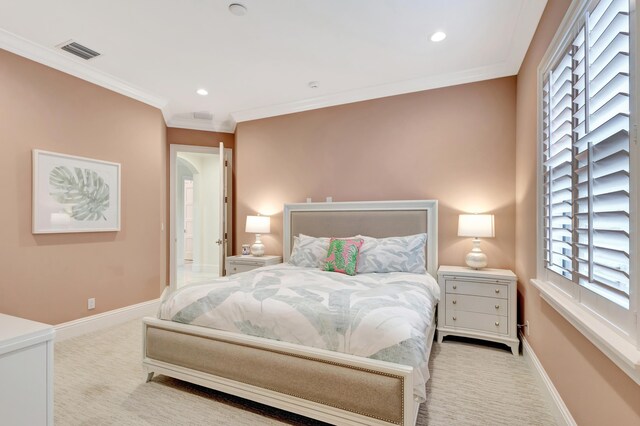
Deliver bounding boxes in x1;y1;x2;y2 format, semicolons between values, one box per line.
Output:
0;0;547;133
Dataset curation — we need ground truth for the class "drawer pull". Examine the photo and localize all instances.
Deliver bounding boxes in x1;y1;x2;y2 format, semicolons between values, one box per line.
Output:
495;304;500;309
452;316;457;321
452;300;457;304
495;321;500;326
495;288;500;294
452;285;457;289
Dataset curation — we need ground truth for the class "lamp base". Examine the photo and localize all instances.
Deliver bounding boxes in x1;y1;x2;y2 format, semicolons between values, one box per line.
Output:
465;238;488;269
251;234;265;257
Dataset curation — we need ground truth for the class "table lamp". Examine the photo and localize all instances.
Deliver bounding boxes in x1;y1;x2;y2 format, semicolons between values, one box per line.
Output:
245;215;270;257
458;214;495;269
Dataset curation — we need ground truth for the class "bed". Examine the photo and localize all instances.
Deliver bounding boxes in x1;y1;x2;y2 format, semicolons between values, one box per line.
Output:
142;200;439;426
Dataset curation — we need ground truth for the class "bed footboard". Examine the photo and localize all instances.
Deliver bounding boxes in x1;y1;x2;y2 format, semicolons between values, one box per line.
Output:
142;317;416;426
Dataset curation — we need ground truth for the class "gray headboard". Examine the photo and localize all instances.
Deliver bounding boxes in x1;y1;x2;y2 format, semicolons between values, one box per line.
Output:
283;200;438;277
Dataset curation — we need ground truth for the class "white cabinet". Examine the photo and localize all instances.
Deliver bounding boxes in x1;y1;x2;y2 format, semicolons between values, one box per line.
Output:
0;314;55;426
225;255;282;276
437;265;519;355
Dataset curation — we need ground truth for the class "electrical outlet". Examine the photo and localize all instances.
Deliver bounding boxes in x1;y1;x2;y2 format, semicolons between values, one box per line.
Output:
88;298;96;310
525;320;530;336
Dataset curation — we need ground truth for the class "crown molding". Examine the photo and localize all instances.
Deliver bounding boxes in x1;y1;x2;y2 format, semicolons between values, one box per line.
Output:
0;28;168;110
231;62;516;123
1;0;546;133
166;116;236;134
506;0;549;74
231;0;546;124
0;28;236;134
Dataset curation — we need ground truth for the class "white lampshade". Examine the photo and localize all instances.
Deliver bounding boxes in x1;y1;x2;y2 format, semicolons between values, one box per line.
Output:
245;215;270;234
458;214;495;238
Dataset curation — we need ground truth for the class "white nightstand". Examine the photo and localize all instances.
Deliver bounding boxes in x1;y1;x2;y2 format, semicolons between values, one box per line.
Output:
437;265;519;356
225;255;282;276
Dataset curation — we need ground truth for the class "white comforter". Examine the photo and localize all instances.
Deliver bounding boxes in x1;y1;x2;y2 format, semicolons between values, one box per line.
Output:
158;263;440;401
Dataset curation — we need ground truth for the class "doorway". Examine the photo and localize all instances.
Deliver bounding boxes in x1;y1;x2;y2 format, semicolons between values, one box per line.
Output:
170;144;232;289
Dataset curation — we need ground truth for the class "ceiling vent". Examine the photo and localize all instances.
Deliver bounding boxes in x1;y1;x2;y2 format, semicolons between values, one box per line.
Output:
58;41;100;60
193;111;213;121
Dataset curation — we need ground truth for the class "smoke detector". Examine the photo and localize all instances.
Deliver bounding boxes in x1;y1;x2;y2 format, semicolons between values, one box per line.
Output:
228;3;248;16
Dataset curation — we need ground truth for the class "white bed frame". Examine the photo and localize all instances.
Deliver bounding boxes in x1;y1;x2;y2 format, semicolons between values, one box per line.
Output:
143;200;438;426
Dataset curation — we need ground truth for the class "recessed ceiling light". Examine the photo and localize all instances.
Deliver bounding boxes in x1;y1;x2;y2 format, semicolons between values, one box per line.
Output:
308;81;319;89
430;31;447;42
228;3;248;16
196;88;208;96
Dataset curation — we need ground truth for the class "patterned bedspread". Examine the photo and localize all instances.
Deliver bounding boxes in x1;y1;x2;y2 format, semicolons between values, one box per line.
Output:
158;263;440;401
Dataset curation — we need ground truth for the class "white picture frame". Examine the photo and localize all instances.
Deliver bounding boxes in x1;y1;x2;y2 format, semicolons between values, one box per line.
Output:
32;150;121;233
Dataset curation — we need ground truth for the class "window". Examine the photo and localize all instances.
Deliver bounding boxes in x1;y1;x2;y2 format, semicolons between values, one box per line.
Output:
540;0;637;343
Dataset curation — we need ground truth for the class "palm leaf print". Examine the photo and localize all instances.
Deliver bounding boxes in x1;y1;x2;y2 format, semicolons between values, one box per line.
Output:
345;244;359;275
49;166;110;221
331;240;346;270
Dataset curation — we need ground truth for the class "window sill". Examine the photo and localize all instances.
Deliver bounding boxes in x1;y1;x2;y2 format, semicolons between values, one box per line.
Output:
530;278;640;385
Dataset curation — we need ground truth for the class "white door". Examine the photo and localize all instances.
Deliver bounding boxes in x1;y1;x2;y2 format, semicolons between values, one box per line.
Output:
218;142;226;275
183;179;194;261
170;144;232;289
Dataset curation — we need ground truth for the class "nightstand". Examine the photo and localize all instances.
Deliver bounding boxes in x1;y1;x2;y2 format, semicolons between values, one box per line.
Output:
225;255;282;276
437;265;519;355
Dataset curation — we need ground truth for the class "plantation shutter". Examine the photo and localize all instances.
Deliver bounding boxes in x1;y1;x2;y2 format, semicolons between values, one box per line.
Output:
576;0;630;304
543;50;574;279
544;0;631;308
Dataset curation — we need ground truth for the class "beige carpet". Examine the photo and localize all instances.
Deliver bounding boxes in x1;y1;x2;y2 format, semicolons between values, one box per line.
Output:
55;319;558;425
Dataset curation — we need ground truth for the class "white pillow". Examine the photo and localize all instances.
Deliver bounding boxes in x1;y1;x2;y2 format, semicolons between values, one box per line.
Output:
288;234;330;268
356;233;427;274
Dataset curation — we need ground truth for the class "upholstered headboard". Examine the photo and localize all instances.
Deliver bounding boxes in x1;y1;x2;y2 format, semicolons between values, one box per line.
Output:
283;200;438;277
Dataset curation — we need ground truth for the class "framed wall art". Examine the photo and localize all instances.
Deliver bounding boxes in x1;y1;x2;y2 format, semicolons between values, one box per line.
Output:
32;150;121;233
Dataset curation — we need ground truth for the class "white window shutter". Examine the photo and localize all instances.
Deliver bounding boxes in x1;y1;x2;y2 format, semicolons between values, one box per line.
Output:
544;0;631;308
544;49;574;279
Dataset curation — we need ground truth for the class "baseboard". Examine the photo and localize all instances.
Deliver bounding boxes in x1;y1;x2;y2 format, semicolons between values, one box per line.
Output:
55;298;160;341
520;333;576;426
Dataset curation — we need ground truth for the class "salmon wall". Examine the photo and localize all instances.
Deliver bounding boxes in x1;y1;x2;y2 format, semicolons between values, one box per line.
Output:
235;77;517;270
0;48;166;324
515;1;640;424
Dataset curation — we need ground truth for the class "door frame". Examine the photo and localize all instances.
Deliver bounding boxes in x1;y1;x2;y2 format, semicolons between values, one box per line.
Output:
169;144;233;290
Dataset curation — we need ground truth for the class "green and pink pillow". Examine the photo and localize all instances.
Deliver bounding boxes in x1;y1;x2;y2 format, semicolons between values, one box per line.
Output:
322;238;363;276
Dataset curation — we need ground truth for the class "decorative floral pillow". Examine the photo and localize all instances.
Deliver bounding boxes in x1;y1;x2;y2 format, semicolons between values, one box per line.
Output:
288;235;331;268
322;238;363;276
356;233;427;274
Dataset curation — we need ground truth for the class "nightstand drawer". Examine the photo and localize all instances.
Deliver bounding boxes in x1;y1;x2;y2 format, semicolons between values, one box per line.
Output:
445;311;508;335
446;293;508;316
445;279;508;299
225;255;282;276
227;263;256;275
230;259;268;267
